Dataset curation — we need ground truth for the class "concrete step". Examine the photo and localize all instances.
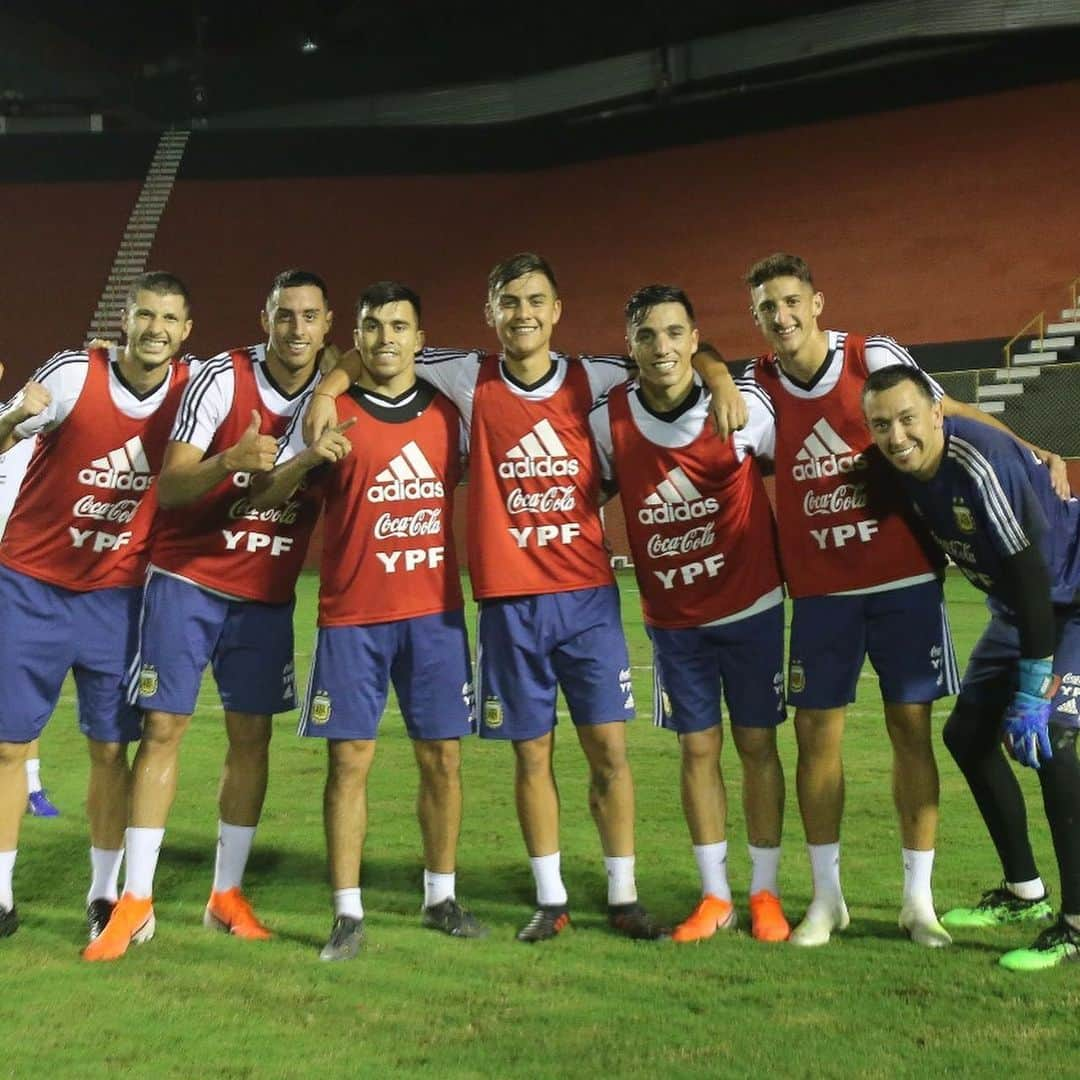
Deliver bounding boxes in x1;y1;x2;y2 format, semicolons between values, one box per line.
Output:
978;400;1006;414
977;383;1024;399
1013;351;1058;366
1047;321;1080;335
1061;308;1080;320
993;366;1041;381
1028;336;1074;351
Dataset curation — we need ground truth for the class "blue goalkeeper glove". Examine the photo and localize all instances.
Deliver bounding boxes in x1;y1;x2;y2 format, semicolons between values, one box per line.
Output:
1002;658;1060;770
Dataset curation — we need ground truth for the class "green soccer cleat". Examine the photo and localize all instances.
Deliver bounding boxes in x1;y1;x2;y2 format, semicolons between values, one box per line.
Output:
1000;917;1080;972
941;885;1053;929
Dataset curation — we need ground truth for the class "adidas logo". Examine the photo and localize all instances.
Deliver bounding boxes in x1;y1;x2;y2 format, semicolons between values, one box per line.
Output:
638;467;718;524
368;441;445;503
791;419;867;481
498;419;580;479
78;436;153;491
1060;697;1078;717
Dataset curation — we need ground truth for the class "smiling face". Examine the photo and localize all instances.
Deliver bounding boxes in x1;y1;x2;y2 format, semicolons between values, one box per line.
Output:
261;284;332;377
486;271;561;364
354;299;424;397
863;377;945;480
749;274;825;367
627;301;698;409
122;288;192;371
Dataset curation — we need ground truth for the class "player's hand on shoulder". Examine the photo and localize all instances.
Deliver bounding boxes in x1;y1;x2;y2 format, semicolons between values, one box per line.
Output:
1038;450;1071;500
224;410;277;473
303;392;338;445
317;342;342;376
307;418;356;466
709;380;748;441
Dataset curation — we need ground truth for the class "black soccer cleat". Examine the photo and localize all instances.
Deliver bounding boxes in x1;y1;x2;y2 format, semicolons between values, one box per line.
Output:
516;905;571;943
0;905;19;938
422;897;489;939
608;902;669;940
319;915;365;961
86;898;116;943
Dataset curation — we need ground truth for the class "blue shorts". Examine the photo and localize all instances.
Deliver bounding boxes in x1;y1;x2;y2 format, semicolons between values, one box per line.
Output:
0;564;142;743
787;579;959;709
133;570;297;716
959;606;1080;729
649;603;786;734
299;610;474;741
475;585;634;741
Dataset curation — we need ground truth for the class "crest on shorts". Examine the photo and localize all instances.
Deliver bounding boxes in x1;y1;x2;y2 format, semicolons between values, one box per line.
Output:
952;500;975;533
138;664;158;697
311;690;332;725
483;696;503;729
788;661;805;695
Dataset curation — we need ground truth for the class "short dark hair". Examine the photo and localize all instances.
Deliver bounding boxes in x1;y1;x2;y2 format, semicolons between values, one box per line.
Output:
125;271;191;314
862;363;936;405
624;284;695;329
267;269;329;310
745;253;814;289
487;252;558;298
355;281;422;324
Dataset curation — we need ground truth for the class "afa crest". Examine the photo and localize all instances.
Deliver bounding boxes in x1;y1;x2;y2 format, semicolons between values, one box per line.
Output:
483;696;503;729
138;665;159;697
311;690;332;725
788;661;805;695
952;500;975;533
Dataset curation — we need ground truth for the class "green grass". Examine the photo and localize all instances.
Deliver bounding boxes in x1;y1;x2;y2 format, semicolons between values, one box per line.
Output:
5;569;1080;1078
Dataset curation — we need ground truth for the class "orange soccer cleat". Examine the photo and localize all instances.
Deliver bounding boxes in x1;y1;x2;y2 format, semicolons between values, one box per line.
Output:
204;888;272;940
81;892;155;962
672;894;736;943
749;890;791;942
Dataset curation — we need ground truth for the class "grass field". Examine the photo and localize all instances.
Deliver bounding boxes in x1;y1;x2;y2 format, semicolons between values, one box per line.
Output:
4;569;1080;1078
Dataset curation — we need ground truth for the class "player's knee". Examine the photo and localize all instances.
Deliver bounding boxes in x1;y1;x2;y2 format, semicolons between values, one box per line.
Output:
142;711;190;748
0;741;31;769
884;705;932;753
225;713;273;752
415;738;460;781
941;701;986;768
794;709;843;756
512;734;553;777
86;739;126;768
731;726;777;767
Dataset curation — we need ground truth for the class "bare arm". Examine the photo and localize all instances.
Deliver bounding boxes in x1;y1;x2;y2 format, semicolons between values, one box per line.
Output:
0;381;51;455
248;421;355;509
302;349;364;444
941;395;1070;499
692;343;748;440
157;409;277;509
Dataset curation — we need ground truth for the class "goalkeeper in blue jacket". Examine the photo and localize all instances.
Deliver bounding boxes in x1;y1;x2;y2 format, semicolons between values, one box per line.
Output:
862;363;1080;971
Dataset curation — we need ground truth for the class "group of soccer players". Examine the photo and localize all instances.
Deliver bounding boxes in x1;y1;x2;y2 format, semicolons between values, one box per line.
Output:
1;251;1079;972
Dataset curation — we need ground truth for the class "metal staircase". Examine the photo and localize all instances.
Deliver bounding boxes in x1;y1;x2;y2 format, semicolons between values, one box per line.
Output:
85;130;190;341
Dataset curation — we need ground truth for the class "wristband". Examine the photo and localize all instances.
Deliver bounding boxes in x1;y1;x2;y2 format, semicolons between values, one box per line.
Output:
1017;656;1055;699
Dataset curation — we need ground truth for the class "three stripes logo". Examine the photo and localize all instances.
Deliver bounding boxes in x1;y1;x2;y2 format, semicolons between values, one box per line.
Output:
367;441;445;503
638;467;718;524
77;436;153;491
498;419;580;479
791;419;867;481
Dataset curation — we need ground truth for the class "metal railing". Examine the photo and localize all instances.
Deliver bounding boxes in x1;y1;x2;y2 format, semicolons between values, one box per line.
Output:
1002;310;1045;370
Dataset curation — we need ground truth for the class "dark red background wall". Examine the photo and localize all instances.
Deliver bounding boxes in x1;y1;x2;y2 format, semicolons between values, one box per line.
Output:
2;79;1079;377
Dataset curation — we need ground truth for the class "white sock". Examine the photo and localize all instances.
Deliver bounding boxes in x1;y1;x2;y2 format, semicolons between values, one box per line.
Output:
529;852;568;907
748;844;781;897
333;888;363;919
423;870;456;908
212;822;256;894
123;827;165;899
604;855;638;906
87;847;124;904
0;849;15;910
807;842;843;905
693;842;731;901
25;758;42;795
901;848;935;910
1007;876;1047;901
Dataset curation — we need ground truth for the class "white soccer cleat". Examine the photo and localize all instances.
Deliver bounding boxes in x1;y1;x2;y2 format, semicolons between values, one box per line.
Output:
789;897;850;947
899;904;952;948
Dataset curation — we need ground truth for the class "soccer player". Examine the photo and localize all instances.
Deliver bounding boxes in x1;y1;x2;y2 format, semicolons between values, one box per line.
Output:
863;364;1080;970
703;253;1068;948
252;281;485;959
306;254;747;940
0;272;193;941
0;429;60;818
590;285;789;942
84;269;330;961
